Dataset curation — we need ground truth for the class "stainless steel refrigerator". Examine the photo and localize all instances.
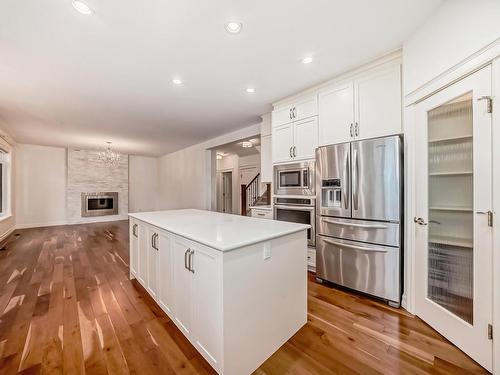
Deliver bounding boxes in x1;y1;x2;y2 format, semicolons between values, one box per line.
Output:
315;135;403;306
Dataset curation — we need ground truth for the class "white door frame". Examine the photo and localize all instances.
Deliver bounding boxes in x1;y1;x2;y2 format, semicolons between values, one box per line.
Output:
492;56;500;375
404;45;500;373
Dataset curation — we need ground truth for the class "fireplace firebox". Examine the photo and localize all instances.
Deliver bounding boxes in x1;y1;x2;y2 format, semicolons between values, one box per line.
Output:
81;192;118;217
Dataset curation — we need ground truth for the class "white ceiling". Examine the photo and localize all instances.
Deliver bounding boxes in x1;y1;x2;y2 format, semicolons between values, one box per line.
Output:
0;0;442;156
216;136;261;157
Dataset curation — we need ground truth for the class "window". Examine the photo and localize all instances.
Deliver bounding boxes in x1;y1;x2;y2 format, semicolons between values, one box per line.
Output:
0;138;12;218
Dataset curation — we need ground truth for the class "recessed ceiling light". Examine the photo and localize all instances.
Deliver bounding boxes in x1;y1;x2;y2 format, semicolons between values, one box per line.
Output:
246;87;255;93
302;56;313;64
72;0;93;15
172;78;183;85
225;22;243;34
241;141;253;148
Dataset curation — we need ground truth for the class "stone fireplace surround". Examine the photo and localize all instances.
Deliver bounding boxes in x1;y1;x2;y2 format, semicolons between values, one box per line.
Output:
67;149;128;223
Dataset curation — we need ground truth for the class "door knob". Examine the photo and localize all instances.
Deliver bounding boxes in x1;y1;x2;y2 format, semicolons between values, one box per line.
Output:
414;217;428;226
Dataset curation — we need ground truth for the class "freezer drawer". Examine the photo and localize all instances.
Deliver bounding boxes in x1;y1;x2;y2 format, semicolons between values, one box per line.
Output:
317;216;400;247
316;235;400;303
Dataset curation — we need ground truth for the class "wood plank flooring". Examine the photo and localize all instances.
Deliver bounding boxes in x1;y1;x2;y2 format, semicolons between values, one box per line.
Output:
0;221;487;374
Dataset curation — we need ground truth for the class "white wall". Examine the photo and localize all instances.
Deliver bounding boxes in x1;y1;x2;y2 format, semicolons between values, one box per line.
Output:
15;144;160;228
158;123;261;212
15;144;67;228
403;0;500;96
129;155;159;213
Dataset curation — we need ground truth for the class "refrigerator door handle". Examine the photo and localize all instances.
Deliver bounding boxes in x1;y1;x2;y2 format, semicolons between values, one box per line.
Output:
322;218;388;229
322;238;388;253
353;148;359;210
344;152;350;210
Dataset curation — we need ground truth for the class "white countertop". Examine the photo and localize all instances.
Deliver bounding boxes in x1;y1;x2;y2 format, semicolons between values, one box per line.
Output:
129;209;309;252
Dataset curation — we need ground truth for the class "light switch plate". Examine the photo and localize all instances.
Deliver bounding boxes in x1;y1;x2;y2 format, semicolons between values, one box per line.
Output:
263;242;271;260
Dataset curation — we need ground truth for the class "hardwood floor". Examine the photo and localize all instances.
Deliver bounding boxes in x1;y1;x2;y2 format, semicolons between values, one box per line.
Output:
0;221;487;374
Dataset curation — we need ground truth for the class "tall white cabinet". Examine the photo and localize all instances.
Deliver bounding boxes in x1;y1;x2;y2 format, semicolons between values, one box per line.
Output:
318;63;402;146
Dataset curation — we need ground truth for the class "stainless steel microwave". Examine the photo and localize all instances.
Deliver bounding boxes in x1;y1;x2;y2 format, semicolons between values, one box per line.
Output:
274;161;315;196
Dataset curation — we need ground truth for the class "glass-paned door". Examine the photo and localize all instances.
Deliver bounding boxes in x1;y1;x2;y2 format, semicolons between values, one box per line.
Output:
415;65;493;371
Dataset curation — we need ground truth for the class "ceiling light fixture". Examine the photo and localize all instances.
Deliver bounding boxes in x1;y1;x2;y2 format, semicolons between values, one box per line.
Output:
241;141;253;148
72;0;93;15
245;87;255;93
302;56;313;64
225;21;243;34
172;78;183;85
216;154;223;160
98;142;121;166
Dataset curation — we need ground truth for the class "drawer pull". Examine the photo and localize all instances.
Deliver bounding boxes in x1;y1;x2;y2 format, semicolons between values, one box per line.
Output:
322;238;388;253
322;218;388;230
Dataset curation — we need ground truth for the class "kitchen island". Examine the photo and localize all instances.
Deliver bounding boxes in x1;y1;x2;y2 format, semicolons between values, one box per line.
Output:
128;209;309;375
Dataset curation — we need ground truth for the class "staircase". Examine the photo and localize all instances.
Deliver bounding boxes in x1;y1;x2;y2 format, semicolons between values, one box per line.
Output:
241;174;271;216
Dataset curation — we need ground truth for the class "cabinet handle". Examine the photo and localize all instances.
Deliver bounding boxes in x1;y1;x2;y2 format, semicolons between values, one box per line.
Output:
355;122;359;137
184;249;190;269
289;146;293;158
289;108;292;119
189;250;195;273
132;224;138;237
293;106;297;119
350;123;353;138
293;146;297;157
151;233;155;249
154;234;159;250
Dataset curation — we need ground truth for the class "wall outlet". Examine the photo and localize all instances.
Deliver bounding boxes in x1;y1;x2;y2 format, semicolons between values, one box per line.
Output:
263;242;271;260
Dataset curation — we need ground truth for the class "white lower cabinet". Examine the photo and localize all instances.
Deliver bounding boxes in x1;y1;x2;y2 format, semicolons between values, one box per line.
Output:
129;219;139;278
132;220;222;372
172;237;194;336
146;227;159;299
158;232;174;314
191;244;222;367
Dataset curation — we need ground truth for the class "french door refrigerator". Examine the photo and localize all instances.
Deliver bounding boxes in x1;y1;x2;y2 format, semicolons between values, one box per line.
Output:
315;135;403;306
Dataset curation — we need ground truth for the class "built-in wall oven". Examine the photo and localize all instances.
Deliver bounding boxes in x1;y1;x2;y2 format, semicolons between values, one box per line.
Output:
274;197;315;247
274;161;315;197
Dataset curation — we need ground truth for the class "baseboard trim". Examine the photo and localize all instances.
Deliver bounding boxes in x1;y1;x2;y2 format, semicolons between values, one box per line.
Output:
16;215;129;230
0;226;16;243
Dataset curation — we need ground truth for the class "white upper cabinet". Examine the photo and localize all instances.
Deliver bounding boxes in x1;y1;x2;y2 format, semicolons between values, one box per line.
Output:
355;64;402;140
318;62;402;146
294;95;318;121
272;95;319;164
319;82;355;146
293;117;318;160
272;95;318;128
272;123;294;163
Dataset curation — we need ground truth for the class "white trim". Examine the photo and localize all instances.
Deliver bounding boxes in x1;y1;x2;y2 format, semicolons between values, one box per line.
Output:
492;56;500;375
405;38;500;106
16;215;129;230
0;225;15;243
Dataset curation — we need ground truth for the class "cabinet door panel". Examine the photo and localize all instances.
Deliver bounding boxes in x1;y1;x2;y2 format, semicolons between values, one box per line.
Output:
129;220;139;278
355;64;401;140
294;96;318;121
272;124;294;163
319;82;354;146
137;224;148;286
293;117;318;160
260;135;272;183
158;232;174;315
192;246;221;368
147;229;159;300
172;238;192;335
272;105;293;128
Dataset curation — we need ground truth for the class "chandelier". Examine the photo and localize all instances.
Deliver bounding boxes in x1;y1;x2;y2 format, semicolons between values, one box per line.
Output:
98;142;121;166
